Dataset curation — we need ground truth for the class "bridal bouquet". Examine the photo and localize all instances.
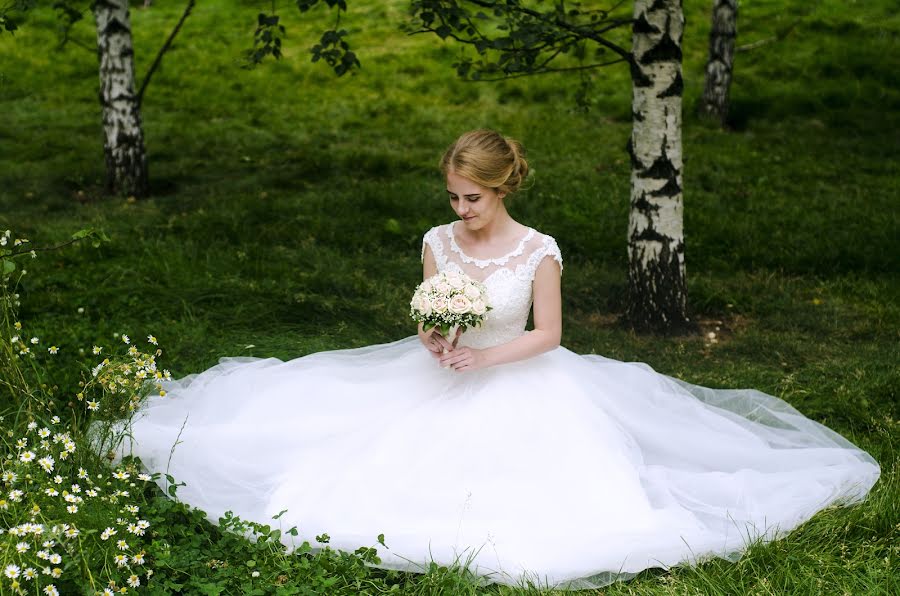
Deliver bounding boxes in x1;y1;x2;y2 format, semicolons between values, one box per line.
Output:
409;270;491;343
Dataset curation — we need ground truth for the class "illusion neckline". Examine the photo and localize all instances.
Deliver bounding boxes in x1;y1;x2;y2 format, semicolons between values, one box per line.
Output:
447;221;535;268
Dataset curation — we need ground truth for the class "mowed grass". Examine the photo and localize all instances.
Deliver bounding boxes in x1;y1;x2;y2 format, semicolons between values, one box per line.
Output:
1;0;898;593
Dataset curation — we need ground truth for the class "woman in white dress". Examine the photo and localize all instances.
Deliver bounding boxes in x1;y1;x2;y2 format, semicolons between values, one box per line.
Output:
120;130;880;590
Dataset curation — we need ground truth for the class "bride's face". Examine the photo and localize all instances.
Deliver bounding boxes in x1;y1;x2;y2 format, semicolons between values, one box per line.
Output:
446;170;506;230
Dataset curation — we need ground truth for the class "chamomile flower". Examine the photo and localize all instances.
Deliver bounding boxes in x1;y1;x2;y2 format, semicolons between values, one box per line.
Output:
38;456;54;472
45;488;59;497
4;564;21;578
15;541;30;553
92;345;103;355
117;539;128;550
1;471;16;483
19;450;36;463
64;526;79;538
66;505;78;514
48;554;61;565
48;346;59;354
100;527;116;540
9;489;24;501
23;567;37;580
30;337;38;344
131;551;145;565
27;421;37;430
137;473;152;481
127;574;140;588
50;415;60;424
113;471;130;481
147;334;157;345
87;401;100;411
121;334;130;344
44;583;60;595
114;553;128;567
38;427;50;438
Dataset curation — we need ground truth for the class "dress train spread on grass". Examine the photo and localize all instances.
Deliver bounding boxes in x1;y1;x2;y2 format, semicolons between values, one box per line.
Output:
117;223;880;589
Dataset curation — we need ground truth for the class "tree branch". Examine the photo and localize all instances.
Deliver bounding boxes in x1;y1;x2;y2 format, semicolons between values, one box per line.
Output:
137;0;195;108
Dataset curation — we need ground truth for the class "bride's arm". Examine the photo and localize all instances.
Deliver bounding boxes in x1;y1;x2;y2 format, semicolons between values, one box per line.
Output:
440;256;562;371
418;244;455;356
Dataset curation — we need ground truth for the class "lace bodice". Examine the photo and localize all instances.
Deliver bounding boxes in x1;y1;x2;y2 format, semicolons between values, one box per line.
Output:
421;222;563;349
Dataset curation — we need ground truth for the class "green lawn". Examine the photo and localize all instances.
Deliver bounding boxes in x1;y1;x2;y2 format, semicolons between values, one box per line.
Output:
1;0;898;593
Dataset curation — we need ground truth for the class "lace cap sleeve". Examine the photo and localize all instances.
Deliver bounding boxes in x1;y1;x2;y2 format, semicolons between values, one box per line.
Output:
421;226;447;269
522;234;563;281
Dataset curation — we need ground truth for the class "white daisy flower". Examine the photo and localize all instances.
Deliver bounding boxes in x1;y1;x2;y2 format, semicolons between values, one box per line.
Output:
4;564;20;578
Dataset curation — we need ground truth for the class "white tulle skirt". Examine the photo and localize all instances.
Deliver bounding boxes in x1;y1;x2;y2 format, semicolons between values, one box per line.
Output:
116;336;880;590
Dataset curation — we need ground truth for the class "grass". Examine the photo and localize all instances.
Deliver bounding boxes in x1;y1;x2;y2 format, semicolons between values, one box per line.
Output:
0;0;898;593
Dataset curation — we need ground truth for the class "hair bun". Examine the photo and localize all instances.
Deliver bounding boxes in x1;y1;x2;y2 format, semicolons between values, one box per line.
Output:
440;129;531;197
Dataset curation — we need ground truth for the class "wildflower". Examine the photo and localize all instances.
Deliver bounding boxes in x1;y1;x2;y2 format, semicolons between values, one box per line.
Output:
38;428;50;438
0;498;7;509
114;553;128;567
87;401;100;411
121;334;130;344
4;564;21;578
19;450;36;463
38;456;54;472
86;489;98;497
125;504;139;514
127;574;140;588
16;437;27;448
113;470;130;481
252;570;260;577
1;471;16;483
53;475;63;484
127;346;138;357
103;589;115;596
64;527;79;538
77;307;85;314
50;416;59;424
30;337;39;344
71;484;81;493
9;489;24;501
23;567;37;580
10;335;19;343
100;527;117;540
27;421;37;430
50;568;62;578
78;468;88;479
67;505;78;514
45;488;59;497
14;321;21;330
92;345;102;355
131;551;145;565
30;249;37;258
48;554;61;565
36;550;49;560
137;473;152;482
16;542;30;553
117;539;128;550
48;345;59;354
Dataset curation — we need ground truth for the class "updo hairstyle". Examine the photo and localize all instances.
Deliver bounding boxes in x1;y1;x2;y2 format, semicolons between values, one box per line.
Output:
440;129;529;196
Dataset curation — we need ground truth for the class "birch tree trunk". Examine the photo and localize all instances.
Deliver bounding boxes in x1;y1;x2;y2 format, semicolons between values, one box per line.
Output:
93;0;148;197
699;0;738;124
626;0;691;333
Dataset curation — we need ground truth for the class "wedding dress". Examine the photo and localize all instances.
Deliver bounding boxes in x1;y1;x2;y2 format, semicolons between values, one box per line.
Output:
118;222;880;590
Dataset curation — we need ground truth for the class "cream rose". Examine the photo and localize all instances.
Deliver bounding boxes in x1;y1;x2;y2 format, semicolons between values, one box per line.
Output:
448;295;472;315
434;282;452;295
431;296;448;313
471;299;487;316
420;281;433;294
447;274;466;290
463;283;481;300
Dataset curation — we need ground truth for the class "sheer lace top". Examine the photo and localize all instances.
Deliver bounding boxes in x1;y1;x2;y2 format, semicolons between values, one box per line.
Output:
421;222;563;349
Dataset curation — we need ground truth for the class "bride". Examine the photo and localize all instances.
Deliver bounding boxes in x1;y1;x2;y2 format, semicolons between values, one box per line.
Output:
119;130;880;590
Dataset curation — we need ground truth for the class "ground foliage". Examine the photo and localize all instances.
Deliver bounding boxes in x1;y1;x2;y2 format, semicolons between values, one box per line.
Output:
0;0;898;593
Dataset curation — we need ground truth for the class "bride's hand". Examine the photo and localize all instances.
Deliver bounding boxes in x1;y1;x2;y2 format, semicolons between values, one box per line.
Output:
439;345;487;372
418;324;455;359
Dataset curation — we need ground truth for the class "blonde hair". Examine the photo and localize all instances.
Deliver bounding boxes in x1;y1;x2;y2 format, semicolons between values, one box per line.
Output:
440;129;529;195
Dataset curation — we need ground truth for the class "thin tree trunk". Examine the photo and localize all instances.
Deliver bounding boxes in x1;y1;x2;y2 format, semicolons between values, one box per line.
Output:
699;0;738;124
625;0;692;334
93;0;148;197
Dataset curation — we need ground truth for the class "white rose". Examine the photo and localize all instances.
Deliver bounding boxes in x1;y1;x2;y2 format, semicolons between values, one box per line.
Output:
471;299;487;316
419;295;432;316
434;282;452;296
420;281;433;293
463;283;481;300
448;295;472;315
447;274;465;290
431;297;448;313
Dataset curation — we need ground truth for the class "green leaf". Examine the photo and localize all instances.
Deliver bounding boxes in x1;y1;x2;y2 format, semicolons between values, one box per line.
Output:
2;259;14;275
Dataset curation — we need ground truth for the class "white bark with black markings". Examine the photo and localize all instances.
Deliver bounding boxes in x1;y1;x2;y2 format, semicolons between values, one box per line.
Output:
626;0;690;333
94;0;148;197
700;0;738;124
